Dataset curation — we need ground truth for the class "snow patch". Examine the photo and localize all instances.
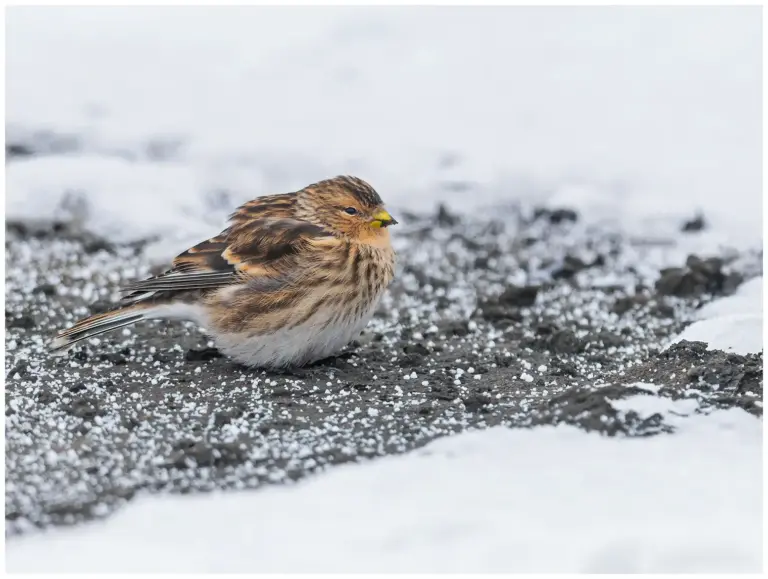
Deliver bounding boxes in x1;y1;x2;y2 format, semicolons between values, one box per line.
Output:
6;413;762;574
670;276;763;354
612;389;701;421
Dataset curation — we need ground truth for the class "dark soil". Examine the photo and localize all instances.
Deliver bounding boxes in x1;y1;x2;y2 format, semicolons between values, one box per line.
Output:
5;204;762;535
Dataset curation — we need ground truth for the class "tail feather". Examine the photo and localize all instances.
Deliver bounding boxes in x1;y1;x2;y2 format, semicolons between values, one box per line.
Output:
49;305;150;355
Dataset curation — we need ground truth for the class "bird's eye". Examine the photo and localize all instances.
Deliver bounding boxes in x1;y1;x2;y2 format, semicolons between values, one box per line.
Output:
344;207;358;215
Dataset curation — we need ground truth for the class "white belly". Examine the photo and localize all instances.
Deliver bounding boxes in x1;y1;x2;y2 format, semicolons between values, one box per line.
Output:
209;305;378;368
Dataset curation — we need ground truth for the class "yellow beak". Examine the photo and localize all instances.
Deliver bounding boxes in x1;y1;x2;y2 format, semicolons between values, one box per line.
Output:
370;209;398;228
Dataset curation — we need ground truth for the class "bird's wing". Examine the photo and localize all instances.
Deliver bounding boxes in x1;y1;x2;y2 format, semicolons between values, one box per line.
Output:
120;217;334;299
228;192;296;224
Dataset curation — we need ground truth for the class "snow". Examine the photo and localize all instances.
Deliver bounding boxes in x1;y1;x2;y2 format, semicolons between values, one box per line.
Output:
6;404;762;574
5;6;762;255
5;156;223;250
611;390;701;423
670;276;763;355
5;6;763;574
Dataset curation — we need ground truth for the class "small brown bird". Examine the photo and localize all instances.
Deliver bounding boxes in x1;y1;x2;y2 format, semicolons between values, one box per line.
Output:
50;176;397;368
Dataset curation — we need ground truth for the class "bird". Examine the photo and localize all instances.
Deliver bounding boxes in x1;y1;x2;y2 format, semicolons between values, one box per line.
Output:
50;175;398;368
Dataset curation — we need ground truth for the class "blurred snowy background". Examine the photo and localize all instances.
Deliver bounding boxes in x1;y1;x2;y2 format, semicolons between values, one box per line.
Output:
5;5;763;573
6;6;762;255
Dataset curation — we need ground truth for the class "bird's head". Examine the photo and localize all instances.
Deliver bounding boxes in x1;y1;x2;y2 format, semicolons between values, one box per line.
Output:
296;175;398;243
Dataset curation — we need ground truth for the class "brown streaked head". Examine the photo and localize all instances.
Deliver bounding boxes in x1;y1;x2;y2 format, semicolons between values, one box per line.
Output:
295;175;398;240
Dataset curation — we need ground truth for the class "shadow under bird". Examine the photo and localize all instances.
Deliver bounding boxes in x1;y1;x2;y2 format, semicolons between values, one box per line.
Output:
50;175;398;368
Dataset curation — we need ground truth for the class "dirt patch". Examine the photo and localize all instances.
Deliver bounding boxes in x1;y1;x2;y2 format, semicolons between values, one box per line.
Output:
5;205;762;535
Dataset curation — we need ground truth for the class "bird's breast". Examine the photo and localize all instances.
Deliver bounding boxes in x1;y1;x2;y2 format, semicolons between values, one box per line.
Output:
344;243;395;296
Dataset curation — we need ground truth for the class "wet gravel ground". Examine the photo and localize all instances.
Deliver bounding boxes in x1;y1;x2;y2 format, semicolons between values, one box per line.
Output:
5;204;763;535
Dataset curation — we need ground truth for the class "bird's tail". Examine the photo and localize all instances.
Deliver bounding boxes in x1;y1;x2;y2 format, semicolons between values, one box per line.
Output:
49;303;153;355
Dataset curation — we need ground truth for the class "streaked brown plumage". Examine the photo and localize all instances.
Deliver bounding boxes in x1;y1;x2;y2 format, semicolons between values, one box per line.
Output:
50;175;397;368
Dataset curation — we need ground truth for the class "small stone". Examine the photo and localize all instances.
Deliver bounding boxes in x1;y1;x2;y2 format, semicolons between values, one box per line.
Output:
435;204;460;227
6;313;36;330
497;285;540;307
548;330;584;354
185;347;222;362
552;255;588;280
403;343;430;356
533;207;579;224
34;284;57;297
681;214;706;232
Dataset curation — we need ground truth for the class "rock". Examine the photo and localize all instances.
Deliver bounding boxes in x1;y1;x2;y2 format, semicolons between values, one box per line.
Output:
36;390;57;405
681;214;706;232
438;320;470;337
462;393;493;413
82;237;116;255
8;361;28;378
498;285;540;307
655;255;744;298
429;383;460;401
548;330;585;354
398;354;424;368
403;343;430;356
6;313;36;330
65;397;103;420
99;352;127;365
213;408;244;428
478;285;539;325
589;330;624;349
552;255;588;280
528;384;669;436
478;305;523;325
185;347;223;362
533;207;579;224
166;440;247;469
73;351;89;362
435;204;460;227
612;296;639;316
6;143;34;159
34;284;57;297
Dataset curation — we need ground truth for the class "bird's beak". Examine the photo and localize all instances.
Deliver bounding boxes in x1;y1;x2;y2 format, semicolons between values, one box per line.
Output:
370;209;398;228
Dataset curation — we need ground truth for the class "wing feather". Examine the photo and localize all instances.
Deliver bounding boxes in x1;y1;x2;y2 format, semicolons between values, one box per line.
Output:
120;208;333;302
